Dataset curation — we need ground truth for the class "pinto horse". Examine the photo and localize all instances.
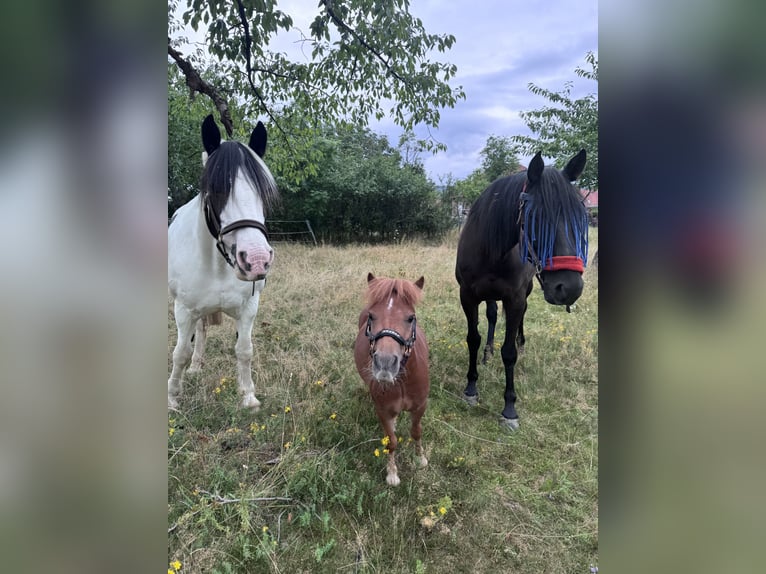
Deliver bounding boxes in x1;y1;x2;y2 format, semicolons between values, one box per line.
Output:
354;273;429;486
168;115;279;410
455;150;589;430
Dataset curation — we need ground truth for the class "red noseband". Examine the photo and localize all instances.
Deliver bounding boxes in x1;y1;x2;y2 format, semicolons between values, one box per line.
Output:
543;256;585;273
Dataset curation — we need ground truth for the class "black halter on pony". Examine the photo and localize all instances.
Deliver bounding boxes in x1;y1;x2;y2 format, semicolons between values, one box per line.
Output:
365;315;418;369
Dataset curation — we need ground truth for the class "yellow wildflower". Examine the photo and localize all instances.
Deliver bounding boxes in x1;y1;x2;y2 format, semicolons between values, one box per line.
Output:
284;442;292;450
374;448;380;457
168;427;175;437
260;424;266;430
284;406;292;413
381;436;390;446
220;377;228;385
329;413;337;420
315;380;324;386
382;448;390;455
262;526;269;533
214;387;221;395
168;570;174;574
439;507;447;515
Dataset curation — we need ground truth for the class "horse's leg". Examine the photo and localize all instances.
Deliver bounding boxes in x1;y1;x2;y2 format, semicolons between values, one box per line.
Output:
377;412;400;486
517;280;533;353
482;300;498;364
498;297;526;431
168;303;197;410
410;403;428;468
188;318;207;373
234;297;261;410
460;289;481;406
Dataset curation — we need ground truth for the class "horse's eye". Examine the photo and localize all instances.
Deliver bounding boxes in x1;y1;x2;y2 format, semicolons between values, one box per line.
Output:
407;315;415;323
368;313;376;321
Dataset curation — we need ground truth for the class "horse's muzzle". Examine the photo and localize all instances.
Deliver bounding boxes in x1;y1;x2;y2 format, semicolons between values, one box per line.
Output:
542;270;584;306
235;247;274;281
372;352;400;383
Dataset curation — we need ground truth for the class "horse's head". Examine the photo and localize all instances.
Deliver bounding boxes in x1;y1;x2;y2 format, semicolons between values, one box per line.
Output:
364;273;424;384
200;115;279;282
521;150;589;307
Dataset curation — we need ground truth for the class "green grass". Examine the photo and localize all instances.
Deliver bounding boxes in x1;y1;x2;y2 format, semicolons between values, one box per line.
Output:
168;229;598;573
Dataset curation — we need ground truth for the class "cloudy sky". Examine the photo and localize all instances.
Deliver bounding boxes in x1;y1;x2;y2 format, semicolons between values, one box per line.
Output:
173;0;597;180
363;0;598;180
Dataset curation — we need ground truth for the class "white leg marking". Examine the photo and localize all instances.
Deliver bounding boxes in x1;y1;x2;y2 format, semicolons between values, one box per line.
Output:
168;303;197;409
235;295;261;410
188;318;207;373
386;452;400;486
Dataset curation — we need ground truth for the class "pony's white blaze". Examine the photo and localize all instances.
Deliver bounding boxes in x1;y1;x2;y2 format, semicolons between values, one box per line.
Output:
168;116;278;411
387;297;394;310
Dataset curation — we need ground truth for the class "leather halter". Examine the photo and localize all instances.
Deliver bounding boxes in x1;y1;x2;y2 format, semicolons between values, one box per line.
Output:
365;315;417;369
203;197;269;269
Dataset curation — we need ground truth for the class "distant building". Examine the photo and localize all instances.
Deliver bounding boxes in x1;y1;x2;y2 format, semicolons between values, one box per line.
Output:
579;189;598;226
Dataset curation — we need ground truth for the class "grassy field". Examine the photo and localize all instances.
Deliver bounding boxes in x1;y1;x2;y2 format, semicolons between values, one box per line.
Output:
168;229;598;574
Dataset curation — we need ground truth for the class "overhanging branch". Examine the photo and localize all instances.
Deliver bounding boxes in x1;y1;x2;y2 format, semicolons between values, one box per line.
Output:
233;0;289;141
168;40;234;137
319;0;407;84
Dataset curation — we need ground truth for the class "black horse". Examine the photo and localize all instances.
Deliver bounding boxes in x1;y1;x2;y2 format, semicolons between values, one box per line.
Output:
455;150;589;430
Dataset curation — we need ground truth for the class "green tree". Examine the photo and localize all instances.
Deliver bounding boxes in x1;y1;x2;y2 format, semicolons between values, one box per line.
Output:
274;124;450;242
168;0;464;160
512;52;598;191
480;135;521;183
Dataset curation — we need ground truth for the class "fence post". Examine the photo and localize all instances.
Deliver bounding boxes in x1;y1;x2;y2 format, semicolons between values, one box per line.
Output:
304;220;318;246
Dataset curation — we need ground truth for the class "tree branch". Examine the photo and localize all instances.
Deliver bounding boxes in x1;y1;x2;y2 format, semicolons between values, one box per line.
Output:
319;0;407;83
233;0;290;141
168;40;234;137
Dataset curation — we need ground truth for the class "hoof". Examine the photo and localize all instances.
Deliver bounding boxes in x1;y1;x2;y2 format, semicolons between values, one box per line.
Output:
418;456;429;468
386;473;401;486
462;393;479;407
498;416;520;431
241;394;261;410
517;345;525;355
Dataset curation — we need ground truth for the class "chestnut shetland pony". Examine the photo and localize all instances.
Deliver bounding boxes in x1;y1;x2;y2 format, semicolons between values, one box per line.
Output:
354;273;429;486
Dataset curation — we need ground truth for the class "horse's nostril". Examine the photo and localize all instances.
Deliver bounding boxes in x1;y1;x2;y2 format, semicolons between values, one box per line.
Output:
238;250;247;263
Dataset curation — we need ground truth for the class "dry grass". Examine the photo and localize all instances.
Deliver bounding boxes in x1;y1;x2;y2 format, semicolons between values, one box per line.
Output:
168;229;598;573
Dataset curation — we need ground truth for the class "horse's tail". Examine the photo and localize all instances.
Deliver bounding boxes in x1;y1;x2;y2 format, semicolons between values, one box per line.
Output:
203;312;223;326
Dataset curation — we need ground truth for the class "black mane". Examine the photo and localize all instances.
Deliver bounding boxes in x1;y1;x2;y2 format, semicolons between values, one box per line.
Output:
200;141;280;219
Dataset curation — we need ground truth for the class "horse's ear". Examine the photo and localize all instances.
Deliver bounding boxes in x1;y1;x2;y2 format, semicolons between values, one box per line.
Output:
249;121;268;158
562;149;587;182
201;114;221;155
367;272;375;283
414;276;425;290
527;152;544;186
